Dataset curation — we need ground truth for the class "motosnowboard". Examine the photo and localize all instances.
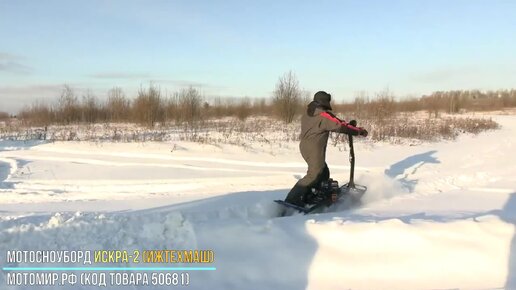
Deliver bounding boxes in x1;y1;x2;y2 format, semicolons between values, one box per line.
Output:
276;130;367;217
275;181;366;216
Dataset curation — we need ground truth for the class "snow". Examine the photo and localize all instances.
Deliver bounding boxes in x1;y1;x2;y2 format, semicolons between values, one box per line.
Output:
1;114;515;289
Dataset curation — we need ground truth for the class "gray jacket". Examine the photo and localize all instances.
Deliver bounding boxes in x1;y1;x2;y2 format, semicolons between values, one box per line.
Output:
299;102;360;161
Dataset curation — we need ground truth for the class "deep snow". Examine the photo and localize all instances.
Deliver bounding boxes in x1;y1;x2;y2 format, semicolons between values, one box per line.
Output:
0;114;515;289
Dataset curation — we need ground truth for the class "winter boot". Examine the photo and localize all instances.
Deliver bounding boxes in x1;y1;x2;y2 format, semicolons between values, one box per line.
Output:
285;184;310;207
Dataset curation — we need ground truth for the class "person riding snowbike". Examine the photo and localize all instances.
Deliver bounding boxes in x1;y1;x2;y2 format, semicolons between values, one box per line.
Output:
284;91;368;207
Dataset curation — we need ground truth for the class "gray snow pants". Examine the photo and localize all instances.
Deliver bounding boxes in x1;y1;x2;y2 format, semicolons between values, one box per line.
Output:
285;142;329;205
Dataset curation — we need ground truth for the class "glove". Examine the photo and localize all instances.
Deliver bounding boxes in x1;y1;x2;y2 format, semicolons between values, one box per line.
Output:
358;128;368;137
349;120;357;127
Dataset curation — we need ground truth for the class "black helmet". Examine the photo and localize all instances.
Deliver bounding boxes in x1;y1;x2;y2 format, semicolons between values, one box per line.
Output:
313;91;332;110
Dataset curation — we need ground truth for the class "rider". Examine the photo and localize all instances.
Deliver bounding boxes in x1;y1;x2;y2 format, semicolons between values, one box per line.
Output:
284;91;368;207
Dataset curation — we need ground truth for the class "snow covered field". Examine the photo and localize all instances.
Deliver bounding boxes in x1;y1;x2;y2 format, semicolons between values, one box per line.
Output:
1;114;515;289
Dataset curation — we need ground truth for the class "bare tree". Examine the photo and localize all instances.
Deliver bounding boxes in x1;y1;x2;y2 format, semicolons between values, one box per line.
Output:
252;97;270;116
106;87;130;122
353;91;369;118
18;100;55;126
132;85;164;127
397;96;420;112
371;89;396;121
212;97;225;118
422;93;442;118
178;87;203;124
57;85;80;124
81;91;99;123
164;94;181;124
273;71;301;124
236;97;252;121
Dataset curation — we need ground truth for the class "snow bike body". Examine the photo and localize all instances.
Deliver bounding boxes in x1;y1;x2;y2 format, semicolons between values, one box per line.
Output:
276;131;366;215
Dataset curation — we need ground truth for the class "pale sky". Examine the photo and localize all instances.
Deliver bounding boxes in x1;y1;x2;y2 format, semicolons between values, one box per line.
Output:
1;0;515;113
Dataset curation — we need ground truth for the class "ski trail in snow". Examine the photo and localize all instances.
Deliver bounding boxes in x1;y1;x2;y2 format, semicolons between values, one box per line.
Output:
4;150;379;171
32;145;307;168
0;157;18;177
3;154;303;174
0;140;385;207
0;157;18;189
0;159;10;186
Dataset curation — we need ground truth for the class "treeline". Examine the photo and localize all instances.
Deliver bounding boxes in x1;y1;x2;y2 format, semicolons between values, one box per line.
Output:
17;85;277;127
335;89;516;120
8;75;516;128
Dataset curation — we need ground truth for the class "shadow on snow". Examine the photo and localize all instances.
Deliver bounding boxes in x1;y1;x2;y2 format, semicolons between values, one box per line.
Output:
384;150;440;192
502;192;516;289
